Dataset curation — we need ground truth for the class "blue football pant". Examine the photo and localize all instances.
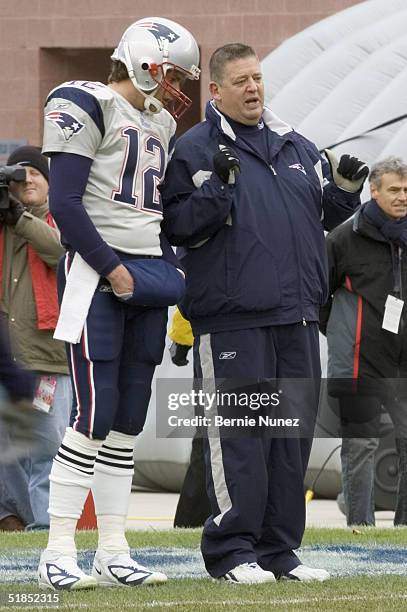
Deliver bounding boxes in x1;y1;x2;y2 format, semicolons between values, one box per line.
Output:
58;254;167;440
194;323;321;578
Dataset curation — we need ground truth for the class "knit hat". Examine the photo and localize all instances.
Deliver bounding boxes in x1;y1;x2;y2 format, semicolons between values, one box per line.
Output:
7;146;49;182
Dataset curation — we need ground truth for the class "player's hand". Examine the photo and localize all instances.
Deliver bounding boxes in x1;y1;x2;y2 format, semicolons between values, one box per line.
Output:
325;149;369;193
107;264;134;297
0;195;25;226
213;146;240;185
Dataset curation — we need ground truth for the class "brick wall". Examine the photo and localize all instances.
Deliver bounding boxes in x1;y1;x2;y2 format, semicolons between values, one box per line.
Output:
0;0;364;144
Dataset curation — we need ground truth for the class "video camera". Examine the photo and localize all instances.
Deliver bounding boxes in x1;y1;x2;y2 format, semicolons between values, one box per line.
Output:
0;165;26;210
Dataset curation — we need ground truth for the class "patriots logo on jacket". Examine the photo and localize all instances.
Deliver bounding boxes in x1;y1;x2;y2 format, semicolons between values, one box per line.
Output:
45;110;85;142
137;21;180;45
289;163;307;175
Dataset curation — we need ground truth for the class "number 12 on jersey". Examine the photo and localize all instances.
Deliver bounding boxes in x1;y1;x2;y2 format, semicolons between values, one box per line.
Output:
112;126;165;214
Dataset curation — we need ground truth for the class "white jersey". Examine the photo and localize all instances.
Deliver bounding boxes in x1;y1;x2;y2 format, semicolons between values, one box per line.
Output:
43;80;176;256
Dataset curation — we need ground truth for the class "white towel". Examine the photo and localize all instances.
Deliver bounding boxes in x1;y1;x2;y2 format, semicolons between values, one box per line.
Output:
53;253;100;344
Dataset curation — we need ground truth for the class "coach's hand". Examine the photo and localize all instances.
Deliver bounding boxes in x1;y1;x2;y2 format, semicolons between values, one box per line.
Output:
107;264;134;298
213;146;240;185
325;149;369;193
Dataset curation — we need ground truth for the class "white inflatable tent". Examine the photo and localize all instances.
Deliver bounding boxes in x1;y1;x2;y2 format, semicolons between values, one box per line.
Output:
264;0;407;201
134;0;406;502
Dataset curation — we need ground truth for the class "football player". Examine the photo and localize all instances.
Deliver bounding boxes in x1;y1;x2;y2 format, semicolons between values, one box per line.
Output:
37;17;200;590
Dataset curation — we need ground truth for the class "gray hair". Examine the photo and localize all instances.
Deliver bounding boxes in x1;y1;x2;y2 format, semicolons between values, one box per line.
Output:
369;156;407;188
209;43;257;83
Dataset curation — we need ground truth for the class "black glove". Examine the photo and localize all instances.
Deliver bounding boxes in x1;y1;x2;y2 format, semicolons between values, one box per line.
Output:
325;149;369;193
169;341;191;366
213;146;240;185
0;195;25;226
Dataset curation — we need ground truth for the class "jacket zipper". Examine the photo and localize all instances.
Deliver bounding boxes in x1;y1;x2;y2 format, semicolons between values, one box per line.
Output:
231;137;308;326
398;246;404;336
396;246;403;381
267;159;308;326
398;246;403;302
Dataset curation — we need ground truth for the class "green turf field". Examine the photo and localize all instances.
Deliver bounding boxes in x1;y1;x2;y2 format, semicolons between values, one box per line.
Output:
1;528;407;611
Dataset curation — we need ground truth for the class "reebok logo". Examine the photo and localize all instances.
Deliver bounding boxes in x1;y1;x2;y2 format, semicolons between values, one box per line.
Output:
219;351;237;360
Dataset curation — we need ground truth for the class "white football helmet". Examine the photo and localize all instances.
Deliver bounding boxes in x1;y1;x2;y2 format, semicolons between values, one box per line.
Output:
111;17;200;118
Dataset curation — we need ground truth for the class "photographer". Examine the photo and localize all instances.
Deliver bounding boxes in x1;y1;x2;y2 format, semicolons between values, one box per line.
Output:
0;146;71;531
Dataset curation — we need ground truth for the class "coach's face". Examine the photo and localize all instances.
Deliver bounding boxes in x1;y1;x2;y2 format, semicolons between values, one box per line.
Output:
210;56;264;126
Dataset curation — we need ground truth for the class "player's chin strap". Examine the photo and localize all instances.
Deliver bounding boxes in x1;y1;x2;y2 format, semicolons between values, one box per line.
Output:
123;41;164;115
141;93;162;115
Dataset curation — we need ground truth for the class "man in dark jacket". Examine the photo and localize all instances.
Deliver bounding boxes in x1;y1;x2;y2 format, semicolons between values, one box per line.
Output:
161;43;368;583
320;157;407;526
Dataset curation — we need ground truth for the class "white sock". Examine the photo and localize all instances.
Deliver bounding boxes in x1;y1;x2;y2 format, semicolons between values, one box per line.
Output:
45;427;103;556
46;517;78;557
92;430;136;555
96;515;129;555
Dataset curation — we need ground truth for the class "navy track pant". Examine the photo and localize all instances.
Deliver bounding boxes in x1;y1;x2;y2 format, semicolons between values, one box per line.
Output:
194;323;321;578
58;253;167;440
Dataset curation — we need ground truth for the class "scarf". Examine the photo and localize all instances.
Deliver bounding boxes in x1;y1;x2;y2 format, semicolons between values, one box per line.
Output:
363;199;407;248
0;212;59;330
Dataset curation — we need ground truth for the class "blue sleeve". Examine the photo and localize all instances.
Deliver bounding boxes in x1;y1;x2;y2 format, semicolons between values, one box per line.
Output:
321;181;360;231
300;136;360;231
48;152;120;276
317;146;360;230
159;231;183;270
161;144;234;247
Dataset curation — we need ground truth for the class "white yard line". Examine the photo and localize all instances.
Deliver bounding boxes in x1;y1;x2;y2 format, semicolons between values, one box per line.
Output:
2;592;405;610
141;594;407;607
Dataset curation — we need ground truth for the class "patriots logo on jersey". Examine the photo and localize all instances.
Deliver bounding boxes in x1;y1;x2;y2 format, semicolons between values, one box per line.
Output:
137;21;180;45
45;110;85;142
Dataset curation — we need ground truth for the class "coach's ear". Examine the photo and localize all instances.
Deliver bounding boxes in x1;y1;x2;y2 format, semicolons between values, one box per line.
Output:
209;81;222;102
